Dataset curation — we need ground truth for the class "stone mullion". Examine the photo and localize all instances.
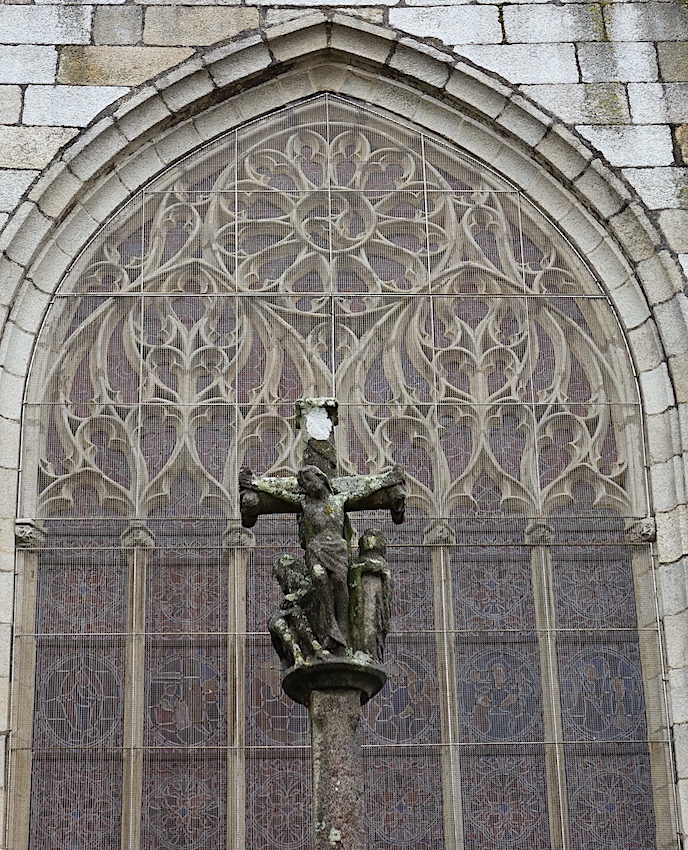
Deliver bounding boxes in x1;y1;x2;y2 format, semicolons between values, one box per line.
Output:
425;521;463;850
7;521;45;850
223;522;254;850
120;522;154;850
526;522;569;850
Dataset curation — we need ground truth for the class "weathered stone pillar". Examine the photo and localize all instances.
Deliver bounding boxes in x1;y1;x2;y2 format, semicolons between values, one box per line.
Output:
311;689;364;850
282;658;384;850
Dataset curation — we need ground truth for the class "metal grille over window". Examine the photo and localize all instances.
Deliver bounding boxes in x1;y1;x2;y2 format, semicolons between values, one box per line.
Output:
11;94;674;850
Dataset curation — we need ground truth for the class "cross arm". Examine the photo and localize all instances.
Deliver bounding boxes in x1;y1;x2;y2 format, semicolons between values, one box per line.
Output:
239;467;303;528
332;466;406;524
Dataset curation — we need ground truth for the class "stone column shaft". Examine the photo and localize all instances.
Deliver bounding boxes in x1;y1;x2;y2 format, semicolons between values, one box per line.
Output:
310;689;365;850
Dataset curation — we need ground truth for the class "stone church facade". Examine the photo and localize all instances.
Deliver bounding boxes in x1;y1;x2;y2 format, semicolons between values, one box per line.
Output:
1;3;688;850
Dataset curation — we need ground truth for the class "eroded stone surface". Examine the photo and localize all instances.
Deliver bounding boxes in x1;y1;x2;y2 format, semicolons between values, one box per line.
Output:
310;689;364;850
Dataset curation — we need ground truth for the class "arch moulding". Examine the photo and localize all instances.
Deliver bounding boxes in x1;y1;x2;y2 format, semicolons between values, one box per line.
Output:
1;14;688;844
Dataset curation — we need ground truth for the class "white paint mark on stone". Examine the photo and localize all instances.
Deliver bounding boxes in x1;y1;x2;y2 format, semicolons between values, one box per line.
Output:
328;828;342;845
305;406;333;440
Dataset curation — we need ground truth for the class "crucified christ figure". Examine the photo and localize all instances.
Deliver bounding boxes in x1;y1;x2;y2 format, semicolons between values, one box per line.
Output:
239;458;404;653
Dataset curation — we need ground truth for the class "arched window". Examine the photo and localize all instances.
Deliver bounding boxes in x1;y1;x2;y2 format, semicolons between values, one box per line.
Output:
11;94;675;850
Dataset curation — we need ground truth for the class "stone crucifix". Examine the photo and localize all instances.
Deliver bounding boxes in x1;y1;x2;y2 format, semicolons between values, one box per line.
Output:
239;398;406;850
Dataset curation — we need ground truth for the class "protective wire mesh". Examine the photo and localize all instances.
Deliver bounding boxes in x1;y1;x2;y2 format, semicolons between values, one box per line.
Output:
15;92;675;850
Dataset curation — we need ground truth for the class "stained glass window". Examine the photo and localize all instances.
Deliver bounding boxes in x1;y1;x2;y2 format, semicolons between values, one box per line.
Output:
11;93;676;850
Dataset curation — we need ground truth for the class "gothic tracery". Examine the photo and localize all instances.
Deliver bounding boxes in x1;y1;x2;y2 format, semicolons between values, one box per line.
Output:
17;95;663;850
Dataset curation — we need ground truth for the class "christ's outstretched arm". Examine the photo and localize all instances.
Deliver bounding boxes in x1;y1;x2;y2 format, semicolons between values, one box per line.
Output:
239;467;304;527
332;466;406;524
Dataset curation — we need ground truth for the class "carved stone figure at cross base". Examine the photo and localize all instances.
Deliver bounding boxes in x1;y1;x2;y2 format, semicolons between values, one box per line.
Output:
238;398;405;704
348;529;392;664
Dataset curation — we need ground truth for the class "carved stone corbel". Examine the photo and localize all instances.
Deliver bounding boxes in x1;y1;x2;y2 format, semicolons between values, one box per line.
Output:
15;520;46;550
625;517;656;544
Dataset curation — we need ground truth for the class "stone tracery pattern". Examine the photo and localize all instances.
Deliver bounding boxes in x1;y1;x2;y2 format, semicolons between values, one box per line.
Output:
31;102;633;526
21;95;661;850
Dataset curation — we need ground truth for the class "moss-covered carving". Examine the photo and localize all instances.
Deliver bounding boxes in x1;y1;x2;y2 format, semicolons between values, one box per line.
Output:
239;399;405;702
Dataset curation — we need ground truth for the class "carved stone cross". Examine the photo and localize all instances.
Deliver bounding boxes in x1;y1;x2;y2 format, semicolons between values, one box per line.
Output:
239;398;406;850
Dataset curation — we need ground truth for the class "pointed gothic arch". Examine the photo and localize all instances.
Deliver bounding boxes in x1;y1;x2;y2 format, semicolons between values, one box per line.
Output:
2;20;686;850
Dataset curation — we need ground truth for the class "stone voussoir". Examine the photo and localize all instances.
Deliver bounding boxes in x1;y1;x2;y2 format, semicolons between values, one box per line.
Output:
154;56;207;91
329;14;396;65
0;371;24;425
265;14;328;63
645;408;681;466
655;294;688;360
115;142;166;192
388;42;451;90
115;90;174;142
453;117;504;165
536;124;593;181
496;96;552;148
0;256;25;310
489;144;540;192
526;172;579;223
232;78;286;123
628;318;667;375
366;77;422;123
152;120;204;166
414;94;466;140
53;204;100;258
612;277;653;330
0;322;36;379
558;205;605;256
640;362;675;416
308;61;348;96
205;36;272;89
608;202;661;264
585;236;634;291
637;251;686;307
28;161;83;221
25;241;73;297
669;352;688;405
397;36;455;66
275;68;319;106
80;172;130;223
192;97;245;141
574;158;630;220
446;63;509;120
0;202;53;269
158;68;216;114
61;117;129;182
